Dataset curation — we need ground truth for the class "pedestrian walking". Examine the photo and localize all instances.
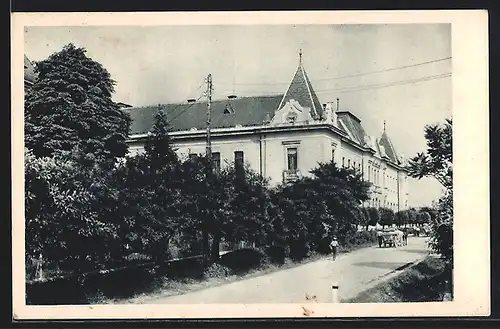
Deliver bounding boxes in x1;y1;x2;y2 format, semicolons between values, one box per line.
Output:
330;236;339;261
403;229;408;246
377;230;383;248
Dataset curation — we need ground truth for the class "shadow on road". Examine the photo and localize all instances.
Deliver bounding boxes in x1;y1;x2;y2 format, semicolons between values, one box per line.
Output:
400;249;429;255
353;261;410;270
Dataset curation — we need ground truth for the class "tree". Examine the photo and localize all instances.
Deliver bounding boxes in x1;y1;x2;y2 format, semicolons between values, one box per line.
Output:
175;157;272;263
408;118;453;261
366;207;381;227
25;148;121;274
417;211;432;226
420;206;438;223
394;210;409;227
407;119;452;190
269;162;371;260
358;207;372;230
116;109;182;261
25;43;131;166
379;208;395;228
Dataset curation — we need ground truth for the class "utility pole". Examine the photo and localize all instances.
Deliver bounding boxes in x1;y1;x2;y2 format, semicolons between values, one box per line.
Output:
203;73;213;265
206;73;213;164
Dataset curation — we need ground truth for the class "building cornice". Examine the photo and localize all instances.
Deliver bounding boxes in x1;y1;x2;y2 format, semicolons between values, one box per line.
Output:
127;122;349;143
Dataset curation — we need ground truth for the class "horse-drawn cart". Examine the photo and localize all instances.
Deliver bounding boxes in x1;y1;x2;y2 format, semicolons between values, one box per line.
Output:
379;229;404;248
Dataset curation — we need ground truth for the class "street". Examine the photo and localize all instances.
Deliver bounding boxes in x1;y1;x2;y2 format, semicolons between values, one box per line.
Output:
140;236;430;304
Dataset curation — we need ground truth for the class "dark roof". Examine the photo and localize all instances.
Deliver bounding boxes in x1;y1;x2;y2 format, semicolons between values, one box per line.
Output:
278;63;324;120
337;111;367;146
124;95;283;135
379;130;399;163
24;55;37;83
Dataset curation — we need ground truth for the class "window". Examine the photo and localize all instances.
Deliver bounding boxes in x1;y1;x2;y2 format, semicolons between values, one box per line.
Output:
353;161;356;169
212;152;221;173
234;151;244;169
347;159;351;168
368;166;371;181
287;148;298;171
342;157;345;167
331;149;335;161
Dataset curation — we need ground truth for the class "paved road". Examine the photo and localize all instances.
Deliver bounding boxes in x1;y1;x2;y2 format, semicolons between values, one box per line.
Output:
144;237;430;304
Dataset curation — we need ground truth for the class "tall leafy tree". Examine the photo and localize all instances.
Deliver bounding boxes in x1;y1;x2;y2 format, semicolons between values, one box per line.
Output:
271;162;371;259
379;208;395;228
408;118;453;261
25;148;120;274
407;119;452;189
394;210;410;227
25;43;131;166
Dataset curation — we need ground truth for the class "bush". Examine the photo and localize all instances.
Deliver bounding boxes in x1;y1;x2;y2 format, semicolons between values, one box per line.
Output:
204;263;233;279
218;248;270;274
315;237;333;255
288;239;310;262
264;245;287;265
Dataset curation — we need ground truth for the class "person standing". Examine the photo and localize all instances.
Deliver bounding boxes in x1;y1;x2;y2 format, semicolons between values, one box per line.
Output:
377;230;383;248
330;237;339;261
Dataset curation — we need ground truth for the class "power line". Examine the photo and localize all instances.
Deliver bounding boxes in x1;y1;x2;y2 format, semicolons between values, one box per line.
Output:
214;72;451;97
314;72;452;93
217;56;452;86
338;74;451;94
316;57;451;82
167;94;205;123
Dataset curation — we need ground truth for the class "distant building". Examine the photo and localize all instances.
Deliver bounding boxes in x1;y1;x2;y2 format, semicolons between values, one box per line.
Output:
124;53;409;211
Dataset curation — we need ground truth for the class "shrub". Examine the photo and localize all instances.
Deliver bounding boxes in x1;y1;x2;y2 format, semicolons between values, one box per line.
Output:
204;263;233;279
264;245;287;265
315;237;333;255
288;239;310;262
218;248;270;274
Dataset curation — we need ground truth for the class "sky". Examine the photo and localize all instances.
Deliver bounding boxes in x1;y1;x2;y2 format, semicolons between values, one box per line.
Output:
24;24;452;207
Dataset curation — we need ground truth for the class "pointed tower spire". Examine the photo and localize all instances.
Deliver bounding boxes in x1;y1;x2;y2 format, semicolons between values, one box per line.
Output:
383;120;386;132
277;51;324;120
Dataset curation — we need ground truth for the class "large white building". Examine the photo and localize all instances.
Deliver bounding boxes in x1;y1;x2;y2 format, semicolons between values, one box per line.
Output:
125;55;409;211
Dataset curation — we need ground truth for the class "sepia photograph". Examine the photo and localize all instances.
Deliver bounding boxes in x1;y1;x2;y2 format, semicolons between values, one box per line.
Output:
12;10;489;319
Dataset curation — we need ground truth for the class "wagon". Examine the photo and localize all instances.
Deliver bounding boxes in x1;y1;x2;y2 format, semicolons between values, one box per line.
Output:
379;230;404;248
380;231;398;248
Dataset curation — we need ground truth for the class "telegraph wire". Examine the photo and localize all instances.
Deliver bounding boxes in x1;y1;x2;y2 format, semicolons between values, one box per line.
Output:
216;56;452;86
214;72;451;97
314;72;452;93
167;93;205;123
336;73;451;94
155;81;206;123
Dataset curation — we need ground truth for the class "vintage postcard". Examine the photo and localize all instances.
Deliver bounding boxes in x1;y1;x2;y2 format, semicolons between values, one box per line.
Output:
12;10;489;320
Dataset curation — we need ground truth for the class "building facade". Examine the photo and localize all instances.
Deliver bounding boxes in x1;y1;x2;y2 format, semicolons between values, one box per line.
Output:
125;56;409;211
